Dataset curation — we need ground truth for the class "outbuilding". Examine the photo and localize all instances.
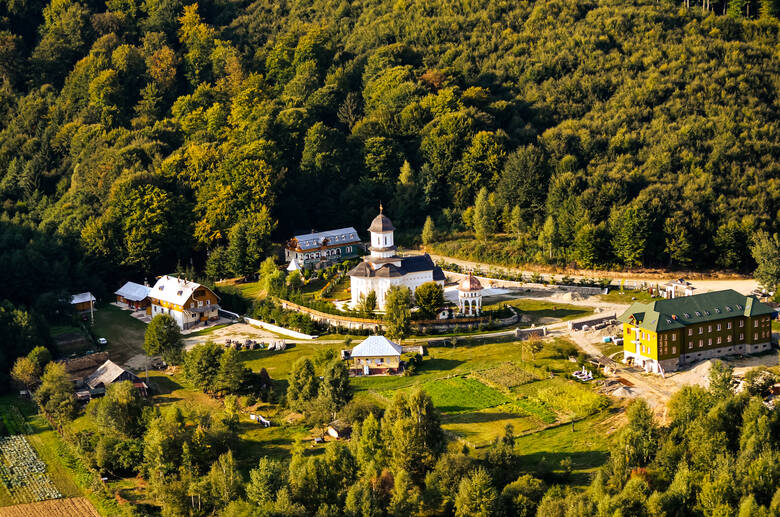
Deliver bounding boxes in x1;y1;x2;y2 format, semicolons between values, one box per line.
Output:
70;292;96;312
115;281;151;311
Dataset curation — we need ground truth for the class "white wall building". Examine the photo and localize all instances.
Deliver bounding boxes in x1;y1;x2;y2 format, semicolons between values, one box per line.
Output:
148;276;220;330
348;207;445;310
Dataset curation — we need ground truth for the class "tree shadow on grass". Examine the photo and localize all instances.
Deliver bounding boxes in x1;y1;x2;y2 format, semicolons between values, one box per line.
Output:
419;358;464;373
518;450;610;475
149;375;184;400
441;410;526;424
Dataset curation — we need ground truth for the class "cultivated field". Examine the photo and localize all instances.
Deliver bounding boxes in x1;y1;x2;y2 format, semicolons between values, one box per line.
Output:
0;497;100;517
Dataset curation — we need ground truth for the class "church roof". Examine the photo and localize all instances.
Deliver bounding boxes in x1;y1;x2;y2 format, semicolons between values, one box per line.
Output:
368;212;395;233
458;273;483;292
347;254;444;280
351;336;402;357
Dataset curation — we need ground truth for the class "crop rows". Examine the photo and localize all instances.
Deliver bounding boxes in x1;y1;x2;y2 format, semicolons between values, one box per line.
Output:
0;497;100;517
474;362;542;389
0;435;62;503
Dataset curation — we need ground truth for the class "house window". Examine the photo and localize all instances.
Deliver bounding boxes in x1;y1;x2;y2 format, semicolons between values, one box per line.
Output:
716;324;721;331
699;339;703;347
708;338;712;346
717;337;722;344
688;329;693;336
698;327;703;334
708;325;712;333
727;335;732;343
739;320;744;327
754;320;758;327
739;333;744;341
672;334;677;341
672;346;676;354
727;322;732;329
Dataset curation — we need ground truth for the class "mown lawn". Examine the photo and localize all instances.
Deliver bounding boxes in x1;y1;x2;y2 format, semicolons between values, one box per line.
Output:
485;299;594;324
598;289;659;305
91;304;147;363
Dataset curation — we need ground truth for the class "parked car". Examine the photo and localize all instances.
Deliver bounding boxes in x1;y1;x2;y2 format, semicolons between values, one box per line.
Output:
97;337;108;345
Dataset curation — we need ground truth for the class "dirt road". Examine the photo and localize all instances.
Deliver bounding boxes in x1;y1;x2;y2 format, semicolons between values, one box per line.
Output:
418;252;760;295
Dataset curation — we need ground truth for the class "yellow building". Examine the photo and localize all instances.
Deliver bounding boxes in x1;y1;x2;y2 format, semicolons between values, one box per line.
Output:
349;336;402;375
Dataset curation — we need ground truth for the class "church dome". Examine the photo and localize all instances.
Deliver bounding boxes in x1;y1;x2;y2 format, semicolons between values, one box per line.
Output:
368;210;395;233
458;273;483;292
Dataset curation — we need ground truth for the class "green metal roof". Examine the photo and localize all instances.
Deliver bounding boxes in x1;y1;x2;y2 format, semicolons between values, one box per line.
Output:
617;289;772;332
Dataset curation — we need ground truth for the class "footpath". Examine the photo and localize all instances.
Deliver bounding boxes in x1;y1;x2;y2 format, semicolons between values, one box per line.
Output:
413;252;759;295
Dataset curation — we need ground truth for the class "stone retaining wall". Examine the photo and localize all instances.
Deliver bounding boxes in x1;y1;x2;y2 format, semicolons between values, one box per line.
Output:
568;313;617;331
276;299;518;333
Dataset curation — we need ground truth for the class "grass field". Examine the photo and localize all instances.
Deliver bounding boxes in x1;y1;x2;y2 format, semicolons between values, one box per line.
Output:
598;289;658;305
415;377;510;413
484;299;593;324
90;304;147;363
347;338;611;447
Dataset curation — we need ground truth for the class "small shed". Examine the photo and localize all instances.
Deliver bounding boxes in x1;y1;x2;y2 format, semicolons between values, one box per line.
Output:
349;335;402;375
70;292;96;312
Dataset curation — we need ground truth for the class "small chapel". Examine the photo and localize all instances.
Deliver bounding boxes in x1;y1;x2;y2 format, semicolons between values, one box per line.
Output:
348;206;445;310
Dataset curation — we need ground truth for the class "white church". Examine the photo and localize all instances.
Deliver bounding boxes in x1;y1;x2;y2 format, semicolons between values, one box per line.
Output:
348;207;445;310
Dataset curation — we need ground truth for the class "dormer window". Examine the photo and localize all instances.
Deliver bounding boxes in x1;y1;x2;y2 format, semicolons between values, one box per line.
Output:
736;304;743;310
726;306;733;312
695;311;701;317
684;313;691;318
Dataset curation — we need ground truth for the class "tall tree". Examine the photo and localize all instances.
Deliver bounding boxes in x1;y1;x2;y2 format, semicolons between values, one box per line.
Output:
414;282;444;319
318;359;353;418
287;357;319;411
144;314;184;365
35;362;76;427
421;216;436;245
750;232;780;295
472;187;495;242
454;468;499;517
384;286;412;341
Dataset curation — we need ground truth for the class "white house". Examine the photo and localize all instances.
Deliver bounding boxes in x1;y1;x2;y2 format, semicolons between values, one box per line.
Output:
148;276;220;330
348;206;445;310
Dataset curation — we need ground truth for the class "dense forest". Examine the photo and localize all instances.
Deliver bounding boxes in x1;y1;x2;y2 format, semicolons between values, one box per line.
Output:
1;0;780;364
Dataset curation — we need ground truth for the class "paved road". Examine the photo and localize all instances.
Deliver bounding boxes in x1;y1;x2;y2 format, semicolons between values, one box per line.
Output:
412;251;760;295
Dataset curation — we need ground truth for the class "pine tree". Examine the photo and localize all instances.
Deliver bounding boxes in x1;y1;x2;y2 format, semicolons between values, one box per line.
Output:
472;187;495;242
454;468;499;517
422;216;436;245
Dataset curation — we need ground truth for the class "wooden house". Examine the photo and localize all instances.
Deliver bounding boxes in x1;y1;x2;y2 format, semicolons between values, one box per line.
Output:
84;359;147;397
148;276;220;330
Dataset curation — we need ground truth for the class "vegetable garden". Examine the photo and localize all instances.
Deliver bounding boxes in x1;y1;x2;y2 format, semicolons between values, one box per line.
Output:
0;435;62;503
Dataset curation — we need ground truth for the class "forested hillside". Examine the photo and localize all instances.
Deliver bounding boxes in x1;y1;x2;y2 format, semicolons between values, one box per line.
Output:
1;0;779;299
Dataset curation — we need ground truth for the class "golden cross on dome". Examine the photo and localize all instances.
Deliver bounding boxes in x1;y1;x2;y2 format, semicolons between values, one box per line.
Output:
379;202;383;213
